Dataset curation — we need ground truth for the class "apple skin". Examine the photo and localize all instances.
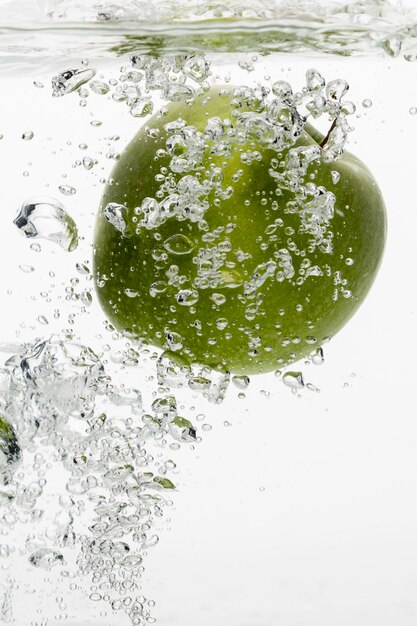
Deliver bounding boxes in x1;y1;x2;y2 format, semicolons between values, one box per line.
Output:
93;86;386;374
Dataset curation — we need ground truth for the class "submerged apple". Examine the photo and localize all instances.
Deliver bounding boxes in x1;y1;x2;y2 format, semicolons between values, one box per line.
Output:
93;85;386;374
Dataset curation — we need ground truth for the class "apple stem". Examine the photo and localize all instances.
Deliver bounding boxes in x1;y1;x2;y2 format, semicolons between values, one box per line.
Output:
320;119;337;148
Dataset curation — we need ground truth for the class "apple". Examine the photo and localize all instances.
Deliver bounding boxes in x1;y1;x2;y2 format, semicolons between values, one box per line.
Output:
93;85;386;374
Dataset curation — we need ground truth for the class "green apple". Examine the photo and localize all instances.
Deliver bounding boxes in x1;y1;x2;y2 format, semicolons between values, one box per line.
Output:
93;85;386;374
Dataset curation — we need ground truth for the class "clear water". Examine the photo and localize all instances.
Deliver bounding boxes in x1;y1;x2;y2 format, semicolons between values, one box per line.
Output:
1;1;417;625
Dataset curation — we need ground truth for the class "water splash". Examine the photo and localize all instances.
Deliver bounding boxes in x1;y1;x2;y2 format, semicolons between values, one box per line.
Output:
2;0;416;70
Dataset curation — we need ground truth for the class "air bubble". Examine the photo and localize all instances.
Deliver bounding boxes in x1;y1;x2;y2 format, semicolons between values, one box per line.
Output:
29;548;65;570
169;417;196;442
211;293;226;305
163;234;195;255
311;347;324;365
188;377;211;391
130;99;153;118
325;79;349;102
331;170;340;184
89;80;110;95
103;202;128;234
176;289;199;306
14;197;78;252
282;371;305;390
156;351;191;387
59;185;76;196
306;68;325;91
183;55;209;82
83;157;94;170
52;68;96;97
165;330;183;351
232;375;250;389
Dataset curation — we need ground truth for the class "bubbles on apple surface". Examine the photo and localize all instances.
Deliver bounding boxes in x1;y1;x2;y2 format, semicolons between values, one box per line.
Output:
103;202;128;233
163;233;195;255
176;288;199;306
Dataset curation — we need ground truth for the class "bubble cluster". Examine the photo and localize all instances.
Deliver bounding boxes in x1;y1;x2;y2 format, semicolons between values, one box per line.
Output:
93;61;356;371
0;337;206;623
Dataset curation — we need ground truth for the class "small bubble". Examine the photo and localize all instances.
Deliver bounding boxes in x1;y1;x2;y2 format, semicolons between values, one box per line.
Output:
130;99;153;118
362;99;372;108
306;68;325;91
29;548;64;570
89;80;110;95
282;371;304;390
409;107;417;115
59;185;76;196
183;55;209;82
52;67;96;97
125;288;138;298
311;347;324;365
76;262;90;275
89;593;102;601
211;293;226;306
331;170;340;184
188;377;211;391
215;317;229;330
103;202;127;234
165;330;183;351
176;289;199;306
164;234;194;255
232;375;250;389
22;130;34;140
82;157;94;170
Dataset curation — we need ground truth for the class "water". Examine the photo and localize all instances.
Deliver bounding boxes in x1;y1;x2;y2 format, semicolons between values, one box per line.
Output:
1;1;417;625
